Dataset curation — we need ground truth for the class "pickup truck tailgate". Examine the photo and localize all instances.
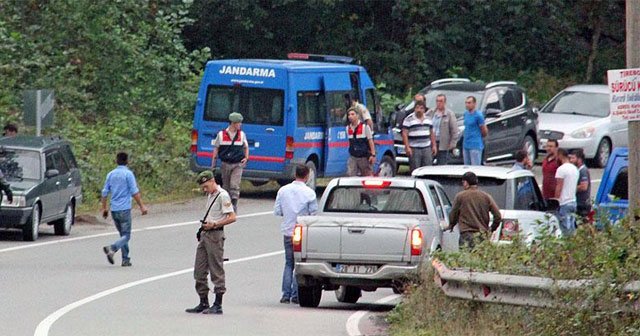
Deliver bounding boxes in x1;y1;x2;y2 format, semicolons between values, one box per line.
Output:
298;216;419;262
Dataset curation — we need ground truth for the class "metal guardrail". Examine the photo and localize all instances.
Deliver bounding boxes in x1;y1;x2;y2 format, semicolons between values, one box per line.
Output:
431;259;640;308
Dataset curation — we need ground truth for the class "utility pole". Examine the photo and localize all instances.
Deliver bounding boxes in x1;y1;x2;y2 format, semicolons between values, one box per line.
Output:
628;0;640;225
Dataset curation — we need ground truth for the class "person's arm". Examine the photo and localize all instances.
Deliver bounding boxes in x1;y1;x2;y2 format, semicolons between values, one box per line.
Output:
448;111;459;150
204;212;237;230
401;128;412;157
577;170;589;191
308;195;319;215
366;125;376;164
273;190;283;217
478;113;488;138
430;125;437;156
554;178;564;199
132;193;148;215
489;196;502;231
100;174;111;219
128;173;147;215
447;195;461;230
241;131;249;166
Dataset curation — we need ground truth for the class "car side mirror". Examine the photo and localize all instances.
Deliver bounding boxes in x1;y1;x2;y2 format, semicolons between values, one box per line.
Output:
545;199;559;212
45;169;59;178
485;108;501;117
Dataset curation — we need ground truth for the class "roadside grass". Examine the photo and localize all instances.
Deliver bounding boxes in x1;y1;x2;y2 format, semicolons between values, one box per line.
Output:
389;216;640;335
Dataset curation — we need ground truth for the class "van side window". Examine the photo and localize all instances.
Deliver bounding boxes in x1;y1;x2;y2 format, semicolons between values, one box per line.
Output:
365;88;380;131
297;91;325;126
327;91;350;126
204;85;284;125
610;167;628;200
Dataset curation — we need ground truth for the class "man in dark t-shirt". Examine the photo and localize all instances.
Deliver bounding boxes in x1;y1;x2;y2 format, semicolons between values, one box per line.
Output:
569;149;591;218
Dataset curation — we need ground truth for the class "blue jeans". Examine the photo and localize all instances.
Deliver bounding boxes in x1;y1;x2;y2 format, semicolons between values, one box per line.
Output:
557;202;577;236
282;236;298;300
463;148;483;165
111;210;132;261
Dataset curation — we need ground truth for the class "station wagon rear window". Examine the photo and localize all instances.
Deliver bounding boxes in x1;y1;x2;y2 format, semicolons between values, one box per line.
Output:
419;176;507;209
324;186;427;214
0;149;41;180
204;85;284;125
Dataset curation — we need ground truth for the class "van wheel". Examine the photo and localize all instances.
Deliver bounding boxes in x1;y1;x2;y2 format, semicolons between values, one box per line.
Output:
23;204;40;241
53;202;74;236
298;284;322;307
250;181;269;187
594;138;611;168
378;155;396;177
335;285;361;303
305;161;317;190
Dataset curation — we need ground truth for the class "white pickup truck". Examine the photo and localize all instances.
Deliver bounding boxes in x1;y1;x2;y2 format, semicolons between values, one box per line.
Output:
293;177;458;307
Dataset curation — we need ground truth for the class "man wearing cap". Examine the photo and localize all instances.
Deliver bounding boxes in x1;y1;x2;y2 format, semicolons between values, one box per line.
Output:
186;170;236;315
211;112;249;212
446;171;502;249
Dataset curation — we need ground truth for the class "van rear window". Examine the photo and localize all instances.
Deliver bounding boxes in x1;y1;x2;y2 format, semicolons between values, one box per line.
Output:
324;186;427;214
204;85;284;125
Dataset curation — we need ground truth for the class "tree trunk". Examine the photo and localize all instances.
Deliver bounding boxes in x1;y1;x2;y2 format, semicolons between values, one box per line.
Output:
585;16;602;83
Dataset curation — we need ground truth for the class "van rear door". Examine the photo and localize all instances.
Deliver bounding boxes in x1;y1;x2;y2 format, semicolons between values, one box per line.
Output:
322;73;352;176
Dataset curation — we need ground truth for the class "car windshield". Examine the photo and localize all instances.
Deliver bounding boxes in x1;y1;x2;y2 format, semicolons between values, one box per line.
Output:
540;91;609;117
204;85;284;125
416;175;507;208
0;149;41;181
324;186;427;214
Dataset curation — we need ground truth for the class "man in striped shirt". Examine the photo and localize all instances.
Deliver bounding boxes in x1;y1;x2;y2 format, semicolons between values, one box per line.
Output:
402;100;437;173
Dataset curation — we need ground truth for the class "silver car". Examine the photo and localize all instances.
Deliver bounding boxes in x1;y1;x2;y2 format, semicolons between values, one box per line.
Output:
537;85;628;168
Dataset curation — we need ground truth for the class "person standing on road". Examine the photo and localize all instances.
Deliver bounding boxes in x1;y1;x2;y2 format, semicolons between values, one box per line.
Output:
427;94;458;165
402;100;437;173
101;152;148;267
569;149;592;222
273;164;318;304
554;148;579;236
346;108;376;176
462;96;487;166
186;170;236;315
512;149;532;171
210;112;248;213
542;139;560;200
447;172;502;249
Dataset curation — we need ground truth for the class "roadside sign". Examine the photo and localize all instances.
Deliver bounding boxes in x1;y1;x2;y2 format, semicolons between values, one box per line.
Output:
23;89;55;136
608;68;640;121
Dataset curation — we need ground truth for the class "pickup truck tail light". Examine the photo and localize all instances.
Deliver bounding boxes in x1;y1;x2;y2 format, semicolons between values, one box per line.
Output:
292;224;303;252
410;228;423;256
190;129;198;153
285;136;294;160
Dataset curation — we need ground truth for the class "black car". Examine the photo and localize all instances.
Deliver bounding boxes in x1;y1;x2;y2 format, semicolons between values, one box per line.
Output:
0;136;82;241
392;78;539;166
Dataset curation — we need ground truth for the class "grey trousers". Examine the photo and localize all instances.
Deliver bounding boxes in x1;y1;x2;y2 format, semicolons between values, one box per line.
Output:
409;147;433;173
194;229;226;297
221;161;242;200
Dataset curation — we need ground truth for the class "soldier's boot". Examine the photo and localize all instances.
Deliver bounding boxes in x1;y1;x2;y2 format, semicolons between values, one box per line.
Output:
185;297;209;313
231;198;238;213
204;293;223;315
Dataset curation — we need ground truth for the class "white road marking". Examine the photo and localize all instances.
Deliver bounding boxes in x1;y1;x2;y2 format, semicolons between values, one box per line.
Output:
33;250;284;336
345;294;400;336
0;210;273;254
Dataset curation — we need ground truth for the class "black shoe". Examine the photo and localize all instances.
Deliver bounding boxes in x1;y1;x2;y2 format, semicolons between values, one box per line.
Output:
121;260;132;267
280;297;290;304
185;302;209;313
290;297;299;304
102;246;114;265
203;304;223;315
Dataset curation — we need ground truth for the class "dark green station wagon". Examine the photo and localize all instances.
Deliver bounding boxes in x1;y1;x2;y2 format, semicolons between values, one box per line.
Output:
0;136;82;241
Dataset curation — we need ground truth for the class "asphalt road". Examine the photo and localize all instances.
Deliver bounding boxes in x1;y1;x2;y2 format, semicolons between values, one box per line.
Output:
1;190;398;336
0;165;602;336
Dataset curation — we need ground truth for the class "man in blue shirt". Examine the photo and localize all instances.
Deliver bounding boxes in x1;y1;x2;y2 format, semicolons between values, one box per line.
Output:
273;164;318;304
101;152;148;266
462;96;488;166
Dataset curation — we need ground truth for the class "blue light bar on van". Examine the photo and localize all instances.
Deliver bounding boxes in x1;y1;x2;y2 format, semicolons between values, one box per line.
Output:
287;53;355;64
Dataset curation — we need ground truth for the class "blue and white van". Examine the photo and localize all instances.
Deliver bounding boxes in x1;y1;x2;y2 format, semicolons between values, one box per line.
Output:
190;55;396;188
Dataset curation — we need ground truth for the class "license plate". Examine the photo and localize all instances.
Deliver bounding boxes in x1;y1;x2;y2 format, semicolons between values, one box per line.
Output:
336;264;378;274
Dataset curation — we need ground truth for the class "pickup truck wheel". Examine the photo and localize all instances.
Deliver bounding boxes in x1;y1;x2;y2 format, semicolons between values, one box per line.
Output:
377;155;396;177
335;285;361;303
23;204;40;241
298;284;322;307
53;202;74;236
305;161;317;190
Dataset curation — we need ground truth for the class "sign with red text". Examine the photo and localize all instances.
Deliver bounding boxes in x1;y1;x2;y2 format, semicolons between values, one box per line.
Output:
608;68;640;121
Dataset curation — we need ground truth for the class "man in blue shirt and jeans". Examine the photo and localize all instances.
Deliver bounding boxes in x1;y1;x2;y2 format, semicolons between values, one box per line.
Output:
462;96;488;166
273;164;318;304
101;152;148;266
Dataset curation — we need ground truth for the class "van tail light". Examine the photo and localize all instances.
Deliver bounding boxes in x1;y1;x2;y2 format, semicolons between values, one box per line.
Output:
285;136;294;160
191;129;198;153
499;219;519;241
410;228;423;256
292;224;303;252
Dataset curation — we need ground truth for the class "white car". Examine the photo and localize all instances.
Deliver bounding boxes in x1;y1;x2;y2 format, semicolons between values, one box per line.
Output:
537;85;628;168
412;165;561;245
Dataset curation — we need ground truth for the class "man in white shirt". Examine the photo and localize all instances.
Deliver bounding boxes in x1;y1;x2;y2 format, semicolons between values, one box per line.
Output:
554;148;579;236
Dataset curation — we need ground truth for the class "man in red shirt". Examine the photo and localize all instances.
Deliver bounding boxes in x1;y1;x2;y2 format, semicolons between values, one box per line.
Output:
542;139;560;200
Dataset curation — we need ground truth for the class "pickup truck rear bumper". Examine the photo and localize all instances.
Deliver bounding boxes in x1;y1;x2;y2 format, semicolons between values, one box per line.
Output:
295;262;419;286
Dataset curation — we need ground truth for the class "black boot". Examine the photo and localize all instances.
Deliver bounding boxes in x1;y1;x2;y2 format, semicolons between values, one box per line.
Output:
204;293;223;315
231;199;238;213
185;297;209;313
